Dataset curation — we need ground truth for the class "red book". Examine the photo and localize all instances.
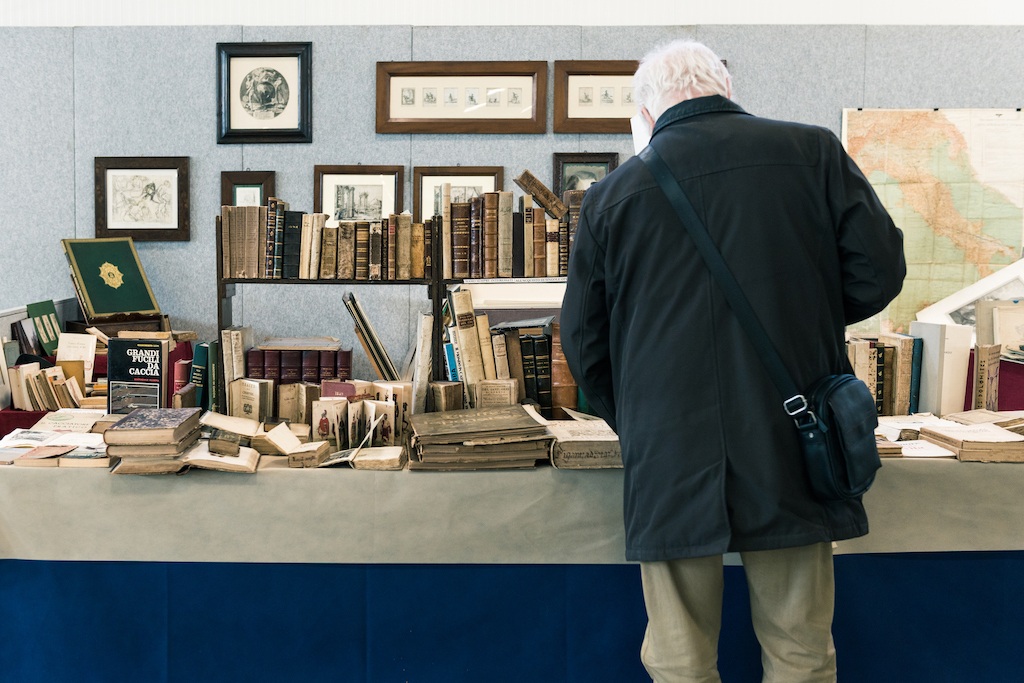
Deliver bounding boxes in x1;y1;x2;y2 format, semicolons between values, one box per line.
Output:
173;358;191;393
280;350;302;385
336;348;353;381
263;349;281;382
320;379;357;398
319;350;337;381
301;350;320;383
247;348;265;379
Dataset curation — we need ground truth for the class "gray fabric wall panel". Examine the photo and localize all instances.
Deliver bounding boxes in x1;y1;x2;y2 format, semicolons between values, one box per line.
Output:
1;24;1020;372
1;28;76;308
864;26;1024;109
72;26;242;336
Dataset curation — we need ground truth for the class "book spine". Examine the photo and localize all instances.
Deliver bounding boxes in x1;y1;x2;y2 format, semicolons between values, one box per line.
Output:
563;189;586;258
513;169;568;219
319;226;339;279
482;192;499;279
476;312;497;380
301;350;320;383
299;213;313;280
550;322;578;419
521;195;535;278
520;334;538;406
263;198;278;277
280;350;301;385
397;213;413;280
263;349;282;383
244;205;261;279
423;216;433;280
491;331;510;380
246;348;265;379
319;350;337;382
355;221;370;280
411;222;425;279
309;213;324;279
497;191;514;278
282;210;303;279
450;291;486;407
386;214;397;280
273;202;285;279
533;333;553;418
532;208;546;277
545;219;560;277
442;182;453;279
558;218;569;276
337;220;356;279
512;211;525;278
469;196;483;279
451;202;471;280
336;347;353;381
369;221;383;280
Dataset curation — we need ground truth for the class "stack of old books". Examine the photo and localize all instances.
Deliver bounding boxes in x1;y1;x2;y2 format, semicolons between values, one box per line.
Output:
104;407;202;474
408;404;553;470
919;408;1024;462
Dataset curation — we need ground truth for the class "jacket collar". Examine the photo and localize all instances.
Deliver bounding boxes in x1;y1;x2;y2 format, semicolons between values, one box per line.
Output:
651;95;749;137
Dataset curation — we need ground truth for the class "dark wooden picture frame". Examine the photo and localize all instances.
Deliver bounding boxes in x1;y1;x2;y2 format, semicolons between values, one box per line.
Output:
552;152;619;196
313;165;404;221
553;60;639;134
95;156;190;242
412;166;504;223
220;170;276;207
217;42;312;144
376;61;547;134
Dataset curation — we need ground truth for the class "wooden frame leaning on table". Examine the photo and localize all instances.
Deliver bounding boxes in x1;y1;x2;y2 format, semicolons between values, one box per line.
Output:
376;61;547;134
220;170;276;207
94;156;190;242
553;60;639;134
412;166;504;223
552;152;619;197
217;41;312;144
313;165;404;222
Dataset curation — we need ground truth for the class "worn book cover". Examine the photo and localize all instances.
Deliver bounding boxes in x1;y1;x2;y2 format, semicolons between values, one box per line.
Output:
337;220;356;279
103;407;202;445
550;323;578;419
545;418;622;470
513;169;568;220
61;238;161;322
973;343;1001;412
106;429;200;456
409;404;549;445
107;337;169;414
451;201;471;279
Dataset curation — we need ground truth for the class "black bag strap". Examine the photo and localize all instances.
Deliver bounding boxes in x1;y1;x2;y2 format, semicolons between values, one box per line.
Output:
638;144;811;418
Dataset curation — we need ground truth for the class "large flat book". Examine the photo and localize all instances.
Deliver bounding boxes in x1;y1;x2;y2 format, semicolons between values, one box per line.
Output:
106;429;200;457
61;238;161;322
102;407;202;445
919;422;1024;462
107;337;169;414
409;404;549;445
545;418;622;469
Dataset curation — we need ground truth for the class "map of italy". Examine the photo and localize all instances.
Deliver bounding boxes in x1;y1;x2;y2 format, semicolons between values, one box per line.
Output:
842;108;1024;333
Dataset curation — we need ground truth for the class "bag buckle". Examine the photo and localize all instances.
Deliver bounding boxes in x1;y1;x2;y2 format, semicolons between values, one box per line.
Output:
784;394;809;416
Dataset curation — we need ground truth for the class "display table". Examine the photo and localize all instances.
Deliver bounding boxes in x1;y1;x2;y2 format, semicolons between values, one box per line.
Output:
2;458;1023;682
0;457;1020;563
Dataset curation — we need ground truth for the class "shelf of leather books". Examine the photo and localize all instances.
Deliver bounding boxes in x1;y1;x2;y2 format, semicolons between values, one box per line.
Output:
2;457;1024;681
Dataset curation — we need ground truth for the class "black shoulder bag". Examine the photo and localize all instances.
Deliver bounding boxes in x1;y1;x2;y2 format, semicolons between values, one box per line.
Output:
639;144;880;501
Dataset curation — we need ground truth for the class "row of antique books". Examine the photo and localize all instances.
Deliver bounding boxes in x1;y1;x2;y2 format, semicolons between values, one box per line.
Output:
220;202;432;282
437;289;579;419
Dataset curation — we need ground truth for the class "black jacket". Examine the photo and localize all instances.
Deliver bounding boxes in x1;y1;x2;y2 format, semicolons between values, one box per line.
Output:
560;96;906;562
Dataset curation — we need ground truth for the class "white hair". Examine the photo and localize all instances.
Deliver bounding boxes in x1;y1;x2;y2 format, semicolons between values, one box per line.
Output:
633;40;732;121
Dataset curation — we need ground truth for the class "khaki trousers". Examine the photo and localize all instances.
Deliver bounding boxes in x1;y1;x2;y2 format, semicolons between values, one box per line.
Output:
640;542;837;683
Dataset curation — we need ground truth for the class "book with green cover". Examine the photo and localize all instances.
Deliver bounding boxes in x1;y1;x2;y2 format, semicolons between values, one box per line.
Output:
61;238;161;321
26;300;61;355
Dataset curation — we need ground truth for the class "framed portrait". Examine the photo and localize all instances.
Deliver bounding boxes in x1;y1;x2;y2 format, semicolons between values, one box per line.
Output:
553;60;639;134
221;170;276;207
95;156;190;242
412;166;504;223
217;42;312;144
376;62;547;134
552;152;619;197
313;165;404;221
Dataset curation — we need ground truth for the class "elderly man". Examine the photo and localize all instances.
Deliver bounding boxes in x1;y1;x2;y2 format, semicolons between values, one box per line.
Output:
560;40;905;682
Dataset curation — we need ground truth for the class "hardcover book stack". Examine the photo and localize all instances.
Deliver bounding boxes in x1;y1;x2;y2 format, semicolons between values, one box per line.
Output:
105;407;202;474
408;404;553;470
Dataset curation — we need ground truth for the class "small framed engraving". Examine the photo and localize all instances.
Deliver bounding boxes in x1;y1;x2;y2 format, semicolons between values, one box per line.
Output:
95;156;190;242
313;165;404;221
553;60;639;134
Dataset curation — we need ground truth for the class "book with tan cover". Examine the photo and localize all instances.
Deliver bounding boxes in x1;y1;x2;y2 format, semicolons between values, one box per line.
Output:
449;290;486;408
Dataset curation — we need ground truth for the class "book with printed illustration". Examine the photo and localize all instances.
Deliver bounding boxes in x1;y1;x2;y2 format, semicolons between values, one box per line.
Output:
107;337;169;414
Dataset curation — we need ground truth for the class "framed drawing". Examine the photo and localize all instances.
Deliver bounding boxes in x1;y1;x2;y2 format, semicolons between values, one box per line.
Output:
95;156;190;242
313;165;404;221
376;62;547;134
217;42;312;144
553;60;639;134
552;152;619;196
412;167;504;222
221;170;276;207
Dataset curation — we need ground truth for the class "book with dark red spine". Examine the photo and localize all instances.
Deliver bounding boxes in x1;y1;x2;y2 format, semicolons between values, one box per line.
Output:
336;348;353;380
263;349;282;383
301;350;320;383
319;350;337;382
280;350;302;385
246;348;265;379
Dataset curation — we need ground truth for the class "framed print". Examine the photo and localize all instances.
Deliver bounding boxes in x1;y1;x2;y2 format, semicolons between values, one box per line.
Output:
221;170;276;207
95;156;189;242
376;62;547;134
412;166;504;223
314;165;404;221
553;60;639;133
217;42;312;144
552;152;619;197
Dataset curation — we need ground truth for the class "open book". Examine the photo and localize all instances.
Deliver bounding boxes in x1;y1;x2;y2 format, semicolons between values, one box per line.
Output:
319;413;406;470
